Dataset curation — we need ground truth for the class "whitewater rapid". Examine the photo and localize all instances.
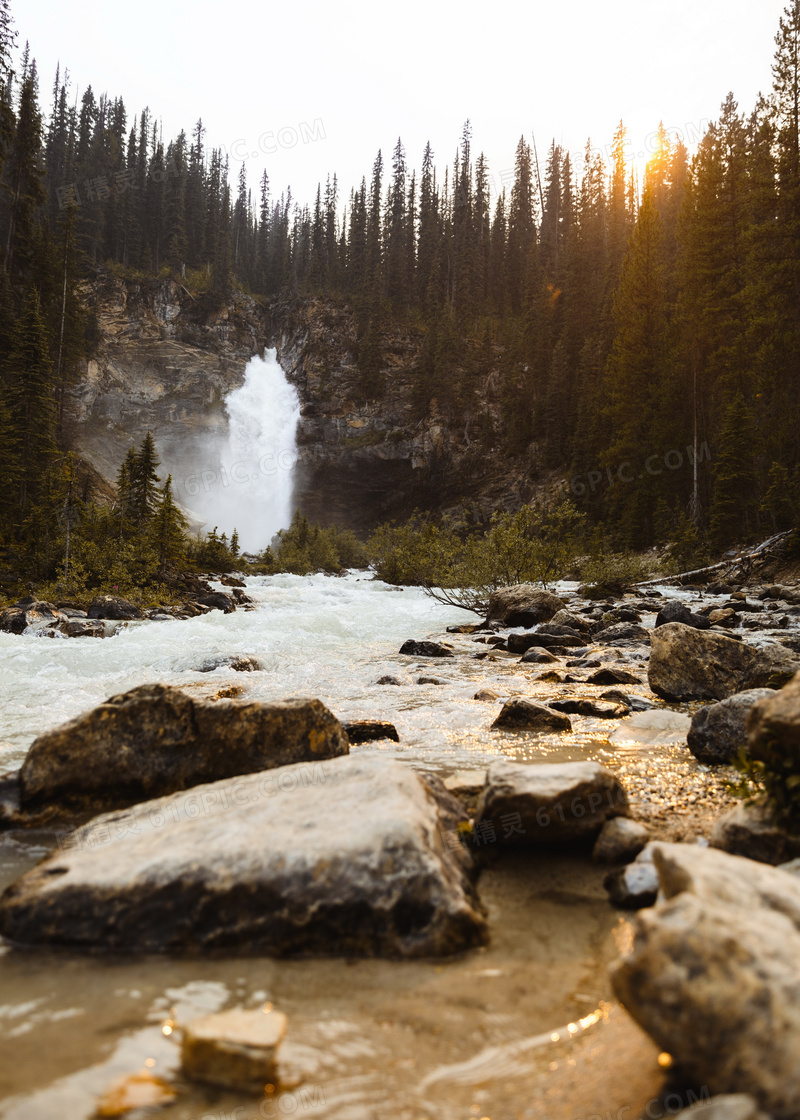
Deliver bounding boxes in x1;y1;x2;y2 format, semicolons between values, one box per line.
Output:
0;573;612;779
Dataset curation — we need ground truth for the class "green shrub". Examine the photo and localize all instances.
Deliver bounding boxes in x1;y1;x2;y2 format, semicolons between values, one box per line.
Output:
579;550;652;598
369;500;586;613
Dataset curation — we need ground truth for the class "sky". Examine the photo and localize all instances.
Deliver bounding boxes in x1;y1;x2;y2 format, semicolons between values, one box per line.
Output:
19;0;790;207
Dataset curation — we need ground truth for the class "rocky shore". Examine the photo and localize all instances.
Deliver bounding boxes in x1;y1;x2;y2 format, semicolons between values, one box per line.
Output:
1;571;800;1117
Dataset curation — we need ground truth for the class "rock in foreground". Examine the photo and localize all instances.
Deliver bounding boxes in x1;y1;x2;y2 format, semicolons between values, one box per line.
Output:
611;892;800;1116
0;755;487;956
19;684;349;813
474;759;628;844
648;623;800;700
181;1007;287;1090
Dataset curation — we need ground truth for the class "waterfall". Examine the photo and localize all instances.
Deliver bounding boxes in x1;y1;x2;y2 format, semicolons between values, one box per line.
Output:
187;349;301;552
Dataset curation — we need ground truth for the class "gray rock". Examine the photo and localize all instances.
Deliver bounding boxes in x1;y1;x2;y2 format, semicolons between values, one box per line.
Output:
50;618;105;638
18;684;349;814
342;720;399;744
474;759;628;844
416;676;445;685
746;669;800;757
0;600;69;634
399;640;454;657
610;891;800;1115
593;622;650;644
490;698;572;733
0;756;487;957
651;840;800;928
86;594;145;621
197;654;265;673
519;648;560;664
547;697;628;719
586;667;643;685
508;631;584;652
604;844;659;907
687;688;775;765
654;600;711;630
649;623;800;701
592;817;650;864
549;609;593;632
535;622;584;640
195;592;236;614
671;1097;768;1120
598;690;658;712
485;585;564;627
710;801;800;866
376;675;407;686
473;688;501;702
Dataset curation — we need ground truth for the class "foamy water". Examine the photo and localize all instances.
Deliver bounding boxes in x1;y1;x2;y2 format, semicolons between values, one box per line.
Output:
0;573;626;778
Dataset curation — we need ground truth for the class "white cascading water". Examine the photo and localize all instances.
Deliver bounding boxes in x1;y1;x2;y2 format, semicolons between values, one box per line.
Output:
187;348;301;551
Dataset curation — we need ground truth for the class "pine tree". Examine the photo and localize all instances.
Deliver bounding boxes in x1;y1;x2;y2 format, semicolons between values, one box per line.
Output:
602;190;670;545
149;474;188;570
130;432;161;525
5;287;57;511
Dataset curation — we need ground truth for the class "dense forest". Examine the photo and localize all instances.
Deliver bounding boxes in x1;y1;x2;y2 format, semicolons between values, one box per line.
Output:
0;0;798;589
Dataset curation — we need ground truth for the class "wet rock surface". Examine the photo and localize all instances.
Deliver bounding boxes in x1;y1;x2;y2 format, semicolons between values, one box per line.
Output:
710;801;800;865
0;756;487;957
611;844;800;1117
17;685;349;814
180;1007;287;1090
342;719;400;744
485;585;564;627
475;759;629;844
592;817;650;864
399;639;454;657
649;622;800;700
490;698;572;733
687;688;775;765
604;845;660;908
86;594;146;621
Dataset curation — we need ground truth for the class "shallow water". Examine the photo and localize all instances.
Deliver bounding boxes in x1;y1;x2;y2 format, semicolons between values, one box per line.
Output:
0;574;739;1118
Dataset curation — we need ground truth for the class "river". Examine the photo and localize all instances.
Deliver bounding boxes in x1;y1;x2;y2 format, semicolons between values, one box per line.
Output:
0;573;719;1120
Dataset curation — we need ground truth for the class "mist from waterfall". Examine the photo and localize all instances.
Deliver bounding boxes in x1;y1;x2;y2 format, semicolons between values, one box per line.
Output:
185;349;301;552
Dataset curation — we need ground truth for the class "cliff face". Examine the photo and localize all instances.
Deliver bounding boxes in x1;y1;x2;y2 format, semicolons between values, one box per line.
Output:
71;275;534;533
269;299;534;529
69;274;268;525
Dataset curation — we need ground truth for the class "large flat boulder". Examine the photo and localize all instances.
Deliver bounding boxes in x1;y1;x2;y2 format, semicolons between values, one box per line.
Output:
611;892;800;1116
18;684;349;813
687;688;775;764
485;584;564;627
0;755;487;956
474;759;628;844
648;623;800;700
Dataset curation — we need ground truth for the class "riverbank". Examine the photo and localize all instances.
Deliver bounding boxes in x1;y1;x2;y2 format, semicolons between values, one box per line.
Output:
0;571;798;1118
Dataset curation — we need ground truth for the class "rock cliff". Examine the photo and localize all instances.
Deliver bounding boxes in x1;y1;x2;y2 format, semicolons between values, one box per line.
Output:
69;274;535;532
